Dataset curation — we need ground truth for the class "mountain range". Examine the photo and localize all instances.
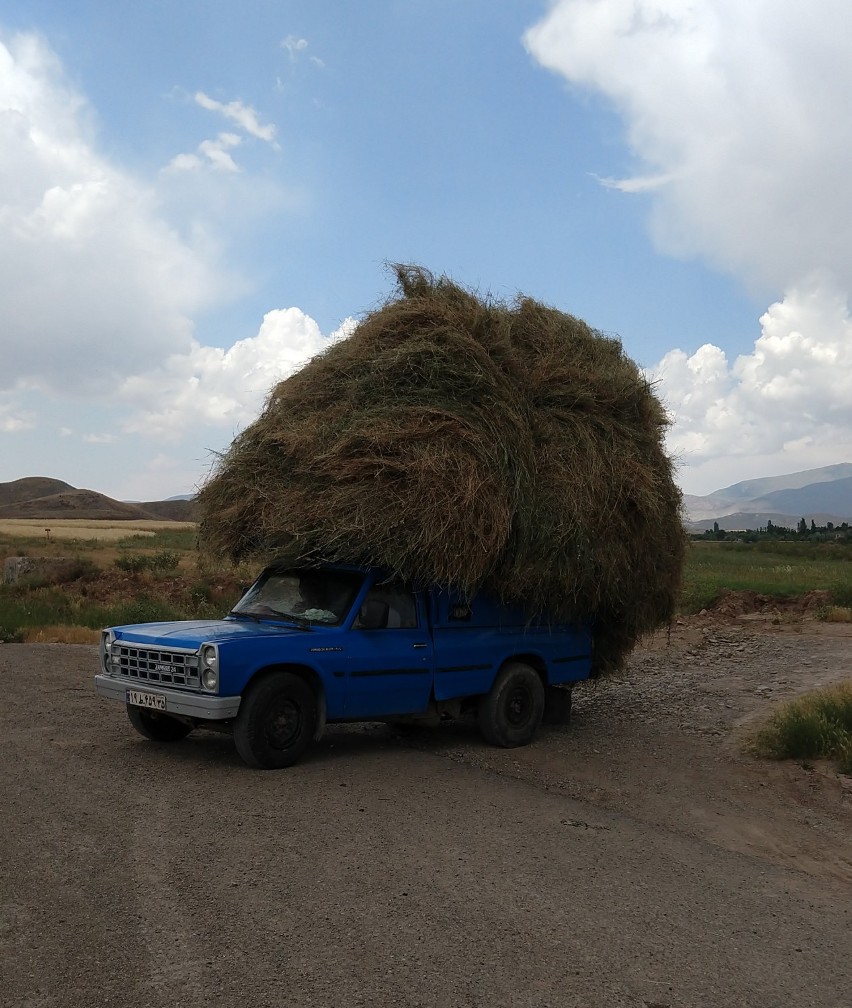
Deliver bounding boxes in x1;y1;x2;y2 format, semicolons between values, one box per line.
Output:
682;463;852;530
0;477;196;522
2;465;850;530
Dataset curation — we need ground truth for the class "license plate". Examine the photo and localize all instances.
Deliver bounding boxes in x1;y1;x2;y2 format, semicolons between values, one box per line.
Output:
126;690;167;711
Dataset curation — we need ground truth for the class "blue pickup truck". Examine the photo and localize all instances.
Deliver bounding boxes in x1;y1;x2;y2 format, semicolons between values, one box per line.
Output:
95;563;592;769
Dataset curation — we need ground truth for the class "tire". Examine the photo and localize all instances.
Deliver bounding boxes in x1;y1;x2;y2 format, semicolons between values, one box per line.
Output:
126;704;193;742
233;672;317;769
543;685;573;726
478;661;545;748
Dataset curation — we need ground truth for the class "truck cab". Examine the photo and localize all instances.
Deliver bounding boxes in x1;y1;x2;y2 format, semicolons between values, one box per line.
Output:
95;563;592;768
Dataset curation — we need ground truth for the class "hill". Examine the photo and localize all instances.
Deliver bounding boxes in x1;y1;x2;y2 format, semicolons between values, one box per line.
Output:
0;478;196;521
0;477;76;508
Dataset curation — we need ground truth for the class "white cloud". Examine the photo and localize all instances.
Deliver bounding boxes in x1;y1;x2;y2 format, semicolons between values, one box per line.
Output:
525;1;852;292
653;279;852;488
118;309;355;439
83;432;119;444
194;91;277;143
525;1;852;488
0;32;223;394
0;397;34;432
282;35;308;59
280;35;324;68
167;132;242;173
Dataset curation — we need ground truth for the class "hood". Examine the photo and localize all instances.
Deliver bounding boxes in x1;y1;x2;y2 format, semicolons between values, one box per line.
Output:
111;618;310;649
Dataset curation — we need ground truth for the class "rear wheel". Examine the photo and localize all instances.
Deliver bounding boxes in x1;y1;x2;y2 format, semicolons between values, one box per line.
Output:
233;672;317;769
478;661;545;748
126;705;193;742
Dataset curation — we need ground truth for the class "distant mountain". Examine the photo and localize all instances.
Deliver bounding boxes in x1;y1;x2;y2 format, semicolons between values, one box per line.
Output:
684;463;852;530
0;478;196;521
707;462;852;503
140;499;197;521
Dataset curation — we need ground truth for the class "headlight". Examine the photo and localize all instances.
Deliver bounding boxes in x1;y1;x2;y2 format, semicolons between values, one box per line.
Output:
199;644;219;692
100;630;115;673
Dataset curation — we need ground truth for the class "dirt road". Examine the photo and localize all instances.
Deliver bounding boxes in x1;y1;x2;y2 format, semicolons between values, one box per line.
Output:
2;622;850;1008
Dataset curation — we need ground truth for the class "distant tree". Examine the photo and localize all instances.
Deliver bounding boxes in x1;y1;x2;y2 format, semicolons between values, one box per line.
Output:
797;517;807;535
811;519;817;533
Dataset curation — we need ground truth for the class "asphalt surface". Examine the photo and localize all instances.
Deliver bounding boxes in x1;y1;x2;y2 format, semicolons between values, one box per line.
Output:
1;642;850;1008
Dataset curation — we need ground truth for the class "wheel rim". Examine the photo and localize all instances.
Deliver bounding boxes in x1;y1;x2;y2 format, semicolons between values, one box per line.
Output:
264;699;302;750
505;685;533;726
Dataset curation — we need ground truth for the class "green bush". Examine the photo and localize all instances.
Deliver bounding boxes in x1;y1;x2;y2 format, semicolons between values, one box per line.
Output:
753;682;852;774
149;550;181;572
114;551;180;574
114;554;149;573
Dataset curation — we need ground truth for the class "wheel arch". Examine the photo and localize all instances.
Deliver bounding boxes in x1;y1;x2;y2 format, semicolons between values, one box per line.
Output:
501;653;548;686
244;663;327;740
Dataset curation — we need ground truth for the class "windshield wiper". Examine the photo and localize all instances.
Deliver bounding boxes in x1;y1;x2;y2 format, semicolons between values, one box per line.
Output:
228;606;313;630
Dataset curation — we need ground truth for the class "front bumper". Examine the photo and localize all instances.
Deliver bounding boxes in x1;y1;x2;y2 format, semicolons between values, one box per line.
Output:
94;675;241;720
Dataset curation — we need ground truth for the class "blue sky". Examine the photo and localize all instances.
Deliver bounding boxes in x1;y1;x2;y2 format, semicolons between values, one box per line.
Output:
2;0;851;501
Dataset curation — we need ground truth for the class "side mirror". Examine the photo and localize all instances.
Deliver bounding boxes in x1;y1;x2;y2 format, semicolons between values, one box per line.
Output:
358;599;389;630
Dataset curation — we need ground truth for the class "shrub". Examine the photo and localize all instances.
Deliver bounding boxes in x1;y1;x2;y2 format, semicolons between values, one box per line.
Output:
114;551;181;574
114;555;149;573
753;681;852;773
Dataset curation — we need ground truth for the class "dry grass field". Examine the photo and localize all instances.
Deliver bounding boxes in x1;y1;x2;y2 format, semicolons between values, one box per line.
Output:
0;518;195;541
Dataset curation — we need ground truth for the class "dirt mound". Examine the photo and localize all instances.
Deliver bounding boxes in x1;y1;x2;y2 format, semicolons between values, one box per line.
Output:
709;589;833;618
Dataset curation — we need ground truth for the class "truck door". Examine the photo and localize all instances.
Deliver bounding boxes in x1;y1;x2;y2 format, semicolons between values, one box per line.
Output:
343;583;433;717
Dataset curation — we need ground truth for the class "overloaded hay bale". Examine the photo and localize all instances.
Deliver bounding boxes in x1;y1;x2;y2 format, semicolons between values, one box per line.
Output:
198;265;686;673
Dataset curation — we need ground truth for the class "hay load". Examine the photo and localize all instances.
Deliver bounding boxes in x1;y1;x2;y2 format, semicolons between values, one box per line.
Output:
198;265;685;673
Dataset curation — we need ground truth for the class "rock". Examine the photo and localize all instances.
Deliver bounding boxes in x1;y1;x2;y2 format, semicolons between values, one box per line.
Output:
3;556;71;585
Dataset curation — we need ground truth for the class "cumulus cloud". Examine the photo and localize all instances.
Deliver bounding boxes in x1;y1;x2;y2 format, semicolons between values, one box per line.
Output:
0;32;222;396
118;309;355;438
653;278;852;459
525;1;852;487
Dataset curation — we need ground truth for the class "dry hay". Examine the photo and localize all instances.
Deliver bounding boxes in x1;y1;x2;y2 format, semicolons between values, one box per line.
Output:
198;265;686;673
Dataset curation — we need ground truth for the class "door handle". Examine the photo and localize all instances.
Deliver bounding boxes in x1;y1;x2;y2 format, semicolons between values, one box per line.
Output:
412;642;428;649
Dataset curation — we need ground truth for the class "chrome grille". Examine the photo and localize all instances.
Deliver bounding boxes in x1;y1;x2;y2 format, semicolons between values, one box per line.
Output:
111;645;200;689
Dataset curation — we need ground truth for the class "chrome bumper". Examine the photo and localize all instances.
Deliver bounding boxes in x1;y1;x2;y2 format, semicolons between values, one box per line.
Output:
94;674;241;719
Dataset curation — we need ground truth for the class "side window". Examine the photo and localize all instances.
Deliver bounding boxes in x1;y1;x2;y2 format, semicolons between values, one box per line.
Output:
354;584;418;630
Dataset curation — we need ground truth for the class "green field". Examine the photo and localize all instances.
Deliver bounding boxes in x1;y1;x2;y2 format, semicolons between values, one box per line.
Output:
2;527;852;641
0;523;243;642
680;540;852;613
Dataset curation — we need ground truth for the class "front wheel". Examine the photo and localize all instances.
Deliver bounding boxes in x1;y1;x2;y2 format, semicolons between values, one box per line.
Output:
478;661;545;748
126;705;193;742
233;672;317;769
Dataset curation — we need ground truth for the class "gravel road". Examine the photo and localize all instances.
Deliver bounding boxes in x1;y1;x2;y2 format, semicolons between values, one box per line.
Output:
2;623;850;1008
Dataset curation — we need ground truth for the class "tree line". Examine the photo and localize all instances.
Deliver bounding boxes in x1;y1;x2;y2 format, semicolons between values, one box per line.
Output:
695;519;852;543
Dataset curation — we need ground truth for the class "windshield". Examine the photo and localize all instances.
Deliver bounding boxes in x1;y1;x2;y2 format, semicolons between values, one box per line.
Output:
231;568;364;626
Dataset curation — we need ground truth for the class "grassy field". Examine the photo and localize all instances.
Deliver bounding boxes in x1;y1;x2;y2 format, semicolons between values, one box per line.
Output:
0;521;237;642
2;524;851;641
680;540;852;613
